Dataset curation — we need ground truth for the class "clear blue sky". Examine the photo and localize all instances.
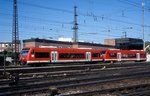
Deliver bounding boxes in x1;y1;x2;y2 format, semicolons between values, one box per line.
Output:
0;0;150;44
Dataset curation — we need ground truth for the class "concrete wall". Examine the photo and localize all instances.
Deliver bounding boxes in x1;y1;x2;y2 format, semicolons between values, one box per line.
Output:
78;45;111;50
23;39;115;50
23;42;36;48
104;39;116;46
35;42;72;48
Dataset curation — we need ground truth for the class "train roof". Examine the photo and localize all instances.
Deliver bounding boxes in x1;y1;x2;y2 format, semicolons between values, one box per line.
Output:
22;47;101;50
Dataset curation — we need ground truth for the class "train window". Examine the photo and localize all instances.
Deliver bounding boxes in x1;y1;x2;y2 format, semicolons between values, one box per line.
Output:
22;48;30;50
92;53;100;57
140;54;145;57
20;48;30;56
35;52;49;58
109;53;117;57
20;50;29;56
128;54;136;58
59;53;85;58
59;53;67;58
101;51;106;55
122;54;128;58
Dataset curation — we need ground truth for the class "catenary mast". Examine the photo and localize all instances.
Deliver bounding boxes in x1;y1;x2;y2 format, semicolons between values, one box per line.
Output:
73;6;78;43
142;0;145;50
12;0;19;64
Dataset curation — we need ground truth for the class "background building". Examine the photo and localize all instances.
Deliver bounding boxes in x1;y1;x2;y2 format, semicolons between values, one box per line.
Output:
104;38;143;50
0;41;21;52
0;42;12;52
23;38;115;50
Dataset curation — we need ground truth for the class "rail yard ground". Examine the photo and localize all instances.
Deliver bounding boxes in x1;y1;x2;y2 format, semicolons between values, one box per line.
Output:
0;62;150;96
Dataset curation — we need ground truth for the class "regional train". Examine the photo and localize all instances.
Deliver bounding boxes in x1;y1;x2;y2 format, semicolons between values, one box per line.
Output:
19;47;146;65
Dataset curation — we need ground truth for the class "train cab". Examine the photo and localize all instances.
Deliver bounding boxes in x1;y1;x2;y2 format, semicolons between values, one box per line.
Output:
19;48;30;65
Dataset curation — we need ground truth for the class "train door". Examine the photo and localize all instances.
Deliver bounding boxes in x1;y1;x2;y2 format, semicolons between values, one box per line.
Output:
117;53;121;61
86;52;91;61
51;51;58;62
136;53;140;61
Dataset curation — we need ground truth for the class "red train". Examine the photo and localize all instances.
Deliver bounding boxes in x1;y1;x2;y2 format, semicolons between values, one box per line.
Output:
19;47;146;65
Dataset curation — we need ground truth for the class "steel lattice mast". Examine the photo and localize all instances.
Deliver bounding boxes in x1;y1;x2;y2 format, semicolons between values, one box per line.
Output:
12;0;19;64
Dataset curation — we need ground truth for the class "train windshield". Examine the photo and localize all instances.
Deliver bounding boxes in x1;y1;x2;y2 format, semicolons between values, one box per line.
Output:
20;48;30;56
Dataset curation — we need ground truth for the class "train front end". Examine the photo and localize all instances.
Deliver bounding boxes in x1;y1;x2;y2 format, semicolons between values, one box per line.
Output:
19;48;30;65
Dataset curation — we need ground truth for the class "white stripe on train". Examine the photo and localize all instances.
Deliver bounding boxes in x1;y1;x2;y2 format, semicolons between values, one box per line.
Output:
105;58;146;61
27;59;103;64
27;58;146;64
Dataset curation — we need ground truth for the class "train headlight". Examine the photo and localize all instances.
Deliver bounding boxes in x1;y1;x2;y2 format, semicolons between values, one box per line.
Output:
31;54;34;57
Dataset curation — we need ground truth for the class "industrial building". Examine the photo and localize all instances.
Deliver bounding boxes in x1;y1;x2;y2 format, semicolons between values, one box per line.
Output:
23;38;115;50
0;42;12;52
104;38;143;50
0;41;21;52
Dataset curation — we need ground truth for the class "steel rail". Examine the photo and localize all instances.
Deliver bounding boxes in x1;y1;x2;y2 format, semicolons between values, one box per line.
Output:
59;83;150;96
0;70;150;95
0;62;149;75
1;64;150;87
1;64;150;86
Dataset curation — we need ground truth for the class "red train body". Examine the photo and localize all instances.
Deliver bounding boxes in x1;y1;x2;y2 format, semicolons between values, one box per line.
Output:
19;47;146;65
19;47;103;64
103;49;146;62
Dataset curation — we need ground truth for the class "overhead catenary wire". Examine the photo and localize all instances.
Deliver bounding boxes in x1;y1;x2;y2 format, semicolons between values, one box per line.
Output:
1;11;146;36
117;0;150;11
1;0;150;42
3;0;150;28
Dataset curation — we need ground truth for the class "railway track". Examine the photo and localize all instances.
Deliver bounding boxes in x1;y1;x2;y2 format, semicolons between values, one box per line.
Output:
1;62;150;86
0;71;150;96
0;63;150;96
0;62;148;82
0;62;148;75
0;64;29;69
59;83;150;96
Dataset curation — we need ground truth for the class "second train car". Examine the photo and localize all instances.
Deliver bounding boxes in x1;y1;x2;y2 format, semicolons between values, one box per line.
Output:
103;49;146;63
